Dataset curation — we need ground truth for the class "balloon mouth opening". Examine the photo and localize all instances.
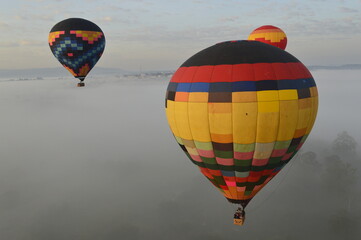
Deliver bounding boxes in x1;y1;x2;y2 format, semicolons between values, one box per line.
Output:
226;198;251;208
77;76;85;81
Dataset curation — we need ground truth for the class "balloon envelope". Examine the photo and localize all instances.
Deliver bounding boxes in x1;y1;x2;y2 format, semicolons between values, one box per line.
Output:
48;18;105;81
248;25;287;50
165;41;318;207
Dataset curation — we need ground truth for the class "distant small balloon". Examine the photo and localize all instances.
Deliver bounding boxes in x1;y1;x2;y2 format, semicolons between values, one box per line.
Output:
248;25;287;50
48;18;106;86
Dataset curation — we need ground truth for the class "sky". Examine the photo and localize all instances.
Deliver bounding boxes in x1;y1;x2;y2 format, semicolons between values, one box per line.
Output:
1;0;361;71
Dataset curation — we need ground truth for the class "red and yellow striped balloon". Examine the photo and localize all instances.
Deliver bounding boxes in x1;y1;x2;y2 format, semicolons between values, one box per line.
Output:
248;25;287;50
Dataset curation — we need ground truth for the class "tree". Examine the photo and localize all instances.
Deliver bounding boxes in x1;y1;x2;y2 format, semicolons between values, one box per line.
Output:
323;155;357;195
324;132;360;239
299;151;321;172
332;131;357;156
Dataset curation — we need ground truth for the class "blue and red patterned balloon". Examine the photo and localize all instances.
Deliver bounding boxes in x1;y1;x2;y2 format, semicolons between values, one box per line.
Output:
48;18;105;84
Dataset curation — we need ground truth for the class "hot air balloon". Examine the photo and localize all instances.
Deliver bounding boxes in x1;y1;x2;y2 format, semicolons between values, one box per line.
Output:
48;18;106;87
248;25;287;50
165;40;318;225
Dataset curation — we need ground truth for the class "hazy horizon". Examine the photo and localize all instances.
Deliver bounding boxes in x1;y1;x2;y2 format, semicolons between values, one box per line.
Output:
1;63;361;81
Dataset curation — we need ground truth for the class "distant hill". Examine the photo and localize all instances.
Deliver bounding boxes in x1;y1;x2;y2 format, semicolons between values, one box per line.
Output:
1;64;361;79
307;64;361;71
0;67;132;79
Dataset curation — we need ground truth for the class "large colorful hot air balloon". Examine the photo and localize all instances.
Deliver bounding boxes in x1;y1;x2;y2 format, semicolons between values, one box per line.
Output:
165;40;318;224
248;25;287;50
48;18;105;86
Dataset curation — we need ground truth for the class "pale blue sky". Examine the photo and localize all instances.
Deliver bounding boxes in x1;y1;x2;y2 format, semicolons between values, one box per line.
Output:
1;0;361;71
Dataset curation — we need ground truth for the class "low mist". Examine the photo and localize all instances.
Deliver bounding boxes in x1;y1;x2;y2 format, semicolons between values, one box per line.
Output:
0;70;360;239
